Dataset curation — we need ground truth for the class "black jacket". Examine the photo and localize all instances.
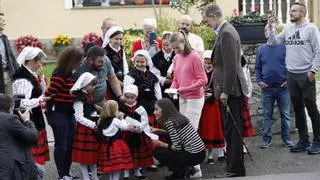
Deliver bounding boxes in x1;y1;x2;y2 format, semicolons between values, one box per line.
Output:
0;111;39;180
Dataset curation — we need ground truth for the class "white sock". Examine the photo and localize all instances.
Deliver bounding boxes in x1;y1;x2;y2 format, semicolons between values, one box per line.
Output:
134;168;142;177
110;171;121;180
207;149;214;159
123;170;130;178
217;148;225;157
89;164;99;180
79;164;90;180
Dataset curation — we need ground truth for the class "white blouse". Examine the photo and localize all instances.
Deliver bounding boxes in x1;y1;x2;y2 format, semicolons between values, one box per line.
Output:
12;66;46;110
73;101;97;129
102;118;129;137
123;106;159;140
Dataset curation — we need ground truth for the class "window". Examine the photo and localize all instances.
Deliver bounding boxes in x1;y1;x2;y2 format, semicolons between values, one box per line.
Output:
70;0;171;8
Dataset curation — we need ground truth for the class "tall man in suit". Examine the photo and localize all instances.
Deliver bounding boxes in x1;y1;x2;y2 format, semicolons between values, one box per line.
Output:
0;13;18;95
203;4;248;178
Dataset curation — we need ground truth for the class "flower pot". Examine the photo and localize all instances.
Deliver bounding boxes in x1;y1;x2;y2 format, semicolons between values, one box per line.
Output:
233;23;267;44
134;0;144;5
156;0;169;4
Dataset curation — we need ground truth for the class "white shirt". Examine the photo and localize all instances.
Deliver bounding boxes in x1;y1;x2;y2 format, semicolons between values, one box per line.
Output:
12;65;46;109
102;118;129;137
123;105;159;140
123;73;162;100
187;33;205;55
73;101;97;129
0;33;7;68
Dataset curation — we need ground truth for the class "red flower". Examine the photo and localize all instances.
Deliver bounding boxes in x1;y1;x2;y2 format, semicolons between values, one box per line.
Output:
14;35;43;52
81;32;99;47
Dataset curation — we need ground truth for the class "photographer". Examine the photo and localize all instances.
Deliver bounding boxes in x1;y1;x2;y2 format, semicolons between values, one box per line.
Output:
12;47;51;179
0;94;39;179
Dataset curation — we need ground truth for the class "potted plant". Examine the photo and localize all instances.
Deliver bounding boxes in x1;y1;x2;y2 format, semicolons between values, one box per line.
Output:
14;35;42;53
51;34;72;55
228;10;267;44
134;0;144;5
81;32;99;48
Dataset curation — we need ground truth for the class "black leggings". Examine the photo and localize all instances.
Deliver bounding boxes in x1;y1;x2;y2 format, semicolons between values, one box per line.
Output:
154;147;205;178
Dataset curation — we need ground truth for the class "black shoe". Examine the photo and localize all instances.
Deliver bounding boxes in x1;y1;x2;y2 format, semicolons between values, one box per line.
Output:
147;165;158;172
214;172;244;178
134;175;148;180
217;156;225;161
207;158;215;164
123;177;130;180
290;140;310;153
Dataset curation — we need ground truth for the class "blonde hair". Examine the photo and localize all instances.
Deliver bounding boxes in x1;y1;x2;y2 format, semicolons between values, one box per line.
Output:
100;100;119;119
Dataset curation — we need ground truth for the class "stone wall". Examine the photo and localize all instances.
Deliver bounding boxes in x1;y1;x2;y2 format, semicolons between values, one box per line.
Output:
242;44;296;136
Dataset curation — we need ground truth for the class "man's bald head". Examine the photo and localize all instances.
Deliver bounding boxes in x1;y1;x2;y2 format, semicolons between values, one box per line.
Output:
179;15;193;34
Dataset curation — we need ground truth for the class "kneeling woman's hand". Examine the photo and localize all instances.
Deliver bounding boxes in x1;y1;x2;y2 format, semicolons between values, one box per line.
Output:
152;140;168;148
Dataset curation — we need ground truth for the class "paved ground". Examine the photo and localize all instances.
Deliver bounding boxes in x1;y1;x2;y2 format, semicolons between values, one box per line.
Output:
44;132;320;180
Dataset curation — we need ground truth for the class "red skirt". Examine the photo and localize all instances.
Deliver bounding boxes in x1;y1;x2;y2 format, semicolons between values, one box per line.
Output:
198;101;225;149
72;124;100;164
98;139;134;172
125;133;154;168
30;128;50;165
243;96;254;137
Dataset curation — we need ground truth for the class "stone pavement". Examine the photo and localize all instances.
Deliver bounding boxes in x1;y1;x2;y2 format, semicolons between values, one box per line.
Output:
44;133;320;180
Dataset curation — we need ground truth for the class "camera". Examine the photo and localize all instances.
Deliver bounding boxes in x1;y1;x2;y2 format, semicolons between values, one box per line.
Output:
13;94;26;113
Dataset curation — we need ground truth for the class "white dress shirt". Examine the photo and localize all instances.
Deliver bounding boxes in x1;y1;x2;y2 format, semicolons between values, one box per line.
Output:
73;101;97;129
187;32;205;55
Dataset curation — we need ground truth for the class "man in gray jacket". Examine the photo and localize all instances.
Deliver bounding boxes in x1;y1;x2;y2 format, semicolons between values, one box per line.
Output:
0;94;39;179
266;2;320;154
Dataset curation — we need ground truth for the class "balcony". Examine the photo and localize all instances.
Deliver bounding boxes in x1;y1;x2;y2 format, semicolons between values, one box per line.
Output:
240;0;312;24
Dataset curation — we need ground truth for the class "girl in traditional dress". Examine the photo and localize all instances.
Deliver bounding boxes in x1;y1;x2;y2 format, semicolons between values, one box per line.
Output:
120;84;158;180
124;50;162;128
12;47;50;180
98;100;135;180
198;50;225;164
70;72;100;180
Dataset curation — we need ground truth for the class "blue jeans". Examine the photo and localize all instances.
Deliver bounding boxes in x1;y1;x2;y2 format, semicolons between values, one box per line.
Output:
261;87;291;143
48;111;76;178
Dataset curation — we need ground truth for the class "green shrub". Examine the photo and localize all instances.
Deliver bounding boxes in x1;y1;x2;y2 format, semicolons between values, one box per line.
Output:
192;24;216;50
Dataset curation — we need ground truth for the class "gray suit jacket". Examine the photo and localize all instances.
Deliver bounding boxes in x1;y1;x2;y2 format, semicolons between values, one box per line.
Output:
212;22;248;99
0;112;39;180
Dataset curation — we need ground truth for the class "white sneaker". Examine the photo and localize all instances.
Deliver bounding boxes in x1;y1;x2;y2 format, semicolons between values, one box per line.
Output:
190;168;202;178
62;176;72;180
243;145;248;154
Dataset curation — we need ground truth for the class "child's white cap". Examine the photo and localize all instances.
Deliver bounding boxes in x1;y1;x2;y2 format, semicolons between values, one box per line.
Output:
123;84;138;96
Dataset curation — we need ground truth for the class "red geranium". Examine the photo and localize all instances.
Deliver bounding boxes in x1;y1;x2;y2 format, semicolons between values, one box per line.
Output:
14;35;42;52
81;32;99;47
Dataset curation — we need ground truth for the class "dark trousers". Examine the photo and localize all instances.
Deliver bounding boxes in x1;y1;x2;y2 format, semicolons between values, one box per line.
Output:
48;111;76;178
287;72;320;143
220;97;246;176
154;147;205;178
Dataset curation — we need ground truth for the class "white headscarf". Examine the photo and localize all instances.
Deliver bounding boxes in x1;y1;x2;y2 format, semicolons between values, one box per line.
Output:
70;72;96;93
143;18;157;29
203;50;213;59
17;46;47;66
131;49;151;65
102;26;124;48
123;84;138;96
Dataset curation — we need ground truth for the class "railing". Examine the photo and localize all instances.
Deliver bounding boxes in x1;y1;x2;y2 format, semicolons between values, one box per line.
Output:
242;0;310;24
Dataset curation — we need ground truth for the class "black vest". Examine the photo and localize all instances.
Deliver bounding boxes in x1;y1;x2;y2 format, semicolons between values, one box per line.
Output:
12;66;45;130
152;50;175;77
128;68;159;115
105;44;125;81
75;91;98;122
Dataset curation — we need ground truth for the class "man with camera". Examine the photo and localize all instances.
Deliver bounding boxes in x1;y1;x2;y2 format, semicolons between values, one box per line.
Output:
266;2;320;155
0;94;39;179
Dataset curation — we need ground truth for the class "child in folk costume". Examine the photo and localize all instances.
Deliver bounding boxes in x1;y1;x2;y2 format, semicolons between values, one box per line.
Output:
198;50;225;164
120;84;159;180
12;47;50;179
70;72;100;180
124;49;162;128
97;100;135;180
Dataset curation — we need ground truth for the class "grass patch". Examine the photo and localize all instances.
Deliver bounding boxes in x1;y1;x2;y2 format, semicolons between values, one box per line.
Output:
316;73;320;81
43;63;56;78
